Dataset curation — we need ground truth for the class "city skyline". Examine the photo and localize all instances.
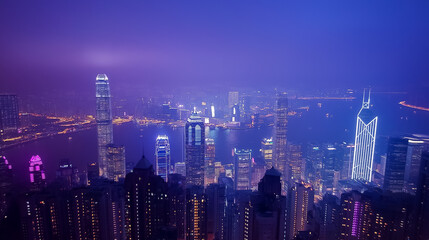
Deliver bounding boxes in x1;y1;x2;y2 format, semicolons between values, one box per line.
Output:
1;1;429;240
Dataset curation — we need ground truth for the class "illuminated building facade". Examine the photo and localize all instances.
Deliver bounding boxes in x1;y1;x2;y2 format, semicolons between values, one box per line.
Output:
0;156;13;220
185;185;207;240
273;92;288;191
155;135;171;182
185;112;205;186
29;155;46;191
323;146;337;194
168;174;186;239
106;144;126;182
417;151;429;238
231;104;240;123
124;155;169;240
234;148;252;191
87;162;99;186
351;90;378;182
404;135;429;194
384;137;408;193
96;73;114;179
319;194;340;240
205;184;226;240
0;94;20;137
175;162;186;177
235;168;287;240
261;137;273;169
287;182;314;240
227;91;239;110
205;138;216;186
56;159;79;190
339;191;372;240
288;143;303;182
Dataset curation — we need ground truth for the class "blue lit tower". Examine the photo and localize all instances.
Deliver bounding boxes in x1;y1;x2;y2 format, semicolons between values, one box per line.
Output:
156;135;171;182
234;148;252;190
185;111;205;186
96;74;113;178
351;90;378;182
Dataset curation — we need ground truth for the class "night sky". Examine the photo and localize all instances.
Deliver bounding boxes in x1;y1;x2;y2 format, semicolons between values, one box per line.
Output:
1;1;429;96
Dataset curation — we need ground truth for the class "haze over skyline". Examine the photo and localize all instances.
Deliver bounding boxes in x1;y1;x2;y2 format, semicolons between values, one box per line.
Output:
1;1;429;97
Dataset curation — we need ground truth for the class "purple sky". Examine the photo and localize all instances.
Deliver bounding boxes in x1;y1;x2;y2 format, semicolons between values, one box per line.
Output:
1;1;429;96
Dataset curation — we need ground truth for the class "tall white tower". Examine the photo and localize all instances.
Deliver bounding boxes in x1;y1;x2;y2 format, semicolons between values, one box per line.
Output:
96;74;113;178
351;89;378;182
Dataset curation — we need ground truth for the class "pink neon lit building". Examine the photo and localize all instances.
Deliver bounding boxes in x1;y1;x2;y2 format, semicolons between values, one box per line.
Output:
29;155;46;191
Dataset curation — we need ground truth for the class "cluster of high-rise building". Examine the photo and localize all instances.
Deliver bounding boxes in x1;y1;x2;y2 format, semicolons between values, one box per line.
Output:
2;81;429;240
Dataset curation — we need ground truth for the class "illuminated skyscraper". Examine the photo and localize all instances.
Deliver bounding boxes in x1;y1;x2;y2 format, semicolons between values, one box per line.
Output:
0;156;13;220
233;148;252;190
231;104;240;122
261;137;273;169
273;92;288;192
288;143;303;182
175;162;186;177
185;186;207;240
185;112;205;186
155;135;170;182
227;91;239;110
29;155;46;191
287;182;314;240
0;94;20;137
96;74;113;178
205;138;216;186
404;135;429;194
106;144;126;182
339;191;372;240
351;90;378;182
124;155;169;240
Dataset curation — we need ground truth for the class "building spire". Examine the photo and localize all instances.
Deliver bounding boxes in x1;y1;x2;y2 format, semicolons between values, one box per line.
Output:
362;88;370;109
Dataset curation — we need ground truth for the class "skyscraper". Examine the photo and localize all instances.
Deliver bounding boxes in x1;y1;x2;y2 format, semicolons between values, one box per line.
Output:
168;174;186;239
124;155;169;240
233;148;252;191
106;144;126;182
319;194;340;240
416;151;429;239
205;138;216;186
0;94;20;137
29;155;46;191
205;184;226;240
96;74;113;178
185;186;207;240
273;92;288;186
227;91;239;110
404;135;429;194
351;90;378;182
56;158;79;190
155;135;171;182
261;137;273;169
339;191;372;240
384;137;408;193
287;182;314;240
175;162;186;177
185;112;205;186
0;155;13;220
288;143;303;182
231;104;240;123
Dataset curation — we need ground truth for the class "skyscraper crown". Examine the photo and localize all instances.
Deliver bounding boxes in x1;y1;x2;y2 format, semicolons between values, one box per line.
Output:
96;74;108;81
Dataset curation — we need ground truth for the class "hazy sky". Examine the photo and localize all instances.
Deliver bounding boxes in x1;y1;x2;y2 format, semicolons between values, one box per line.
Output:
1;1;429;96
